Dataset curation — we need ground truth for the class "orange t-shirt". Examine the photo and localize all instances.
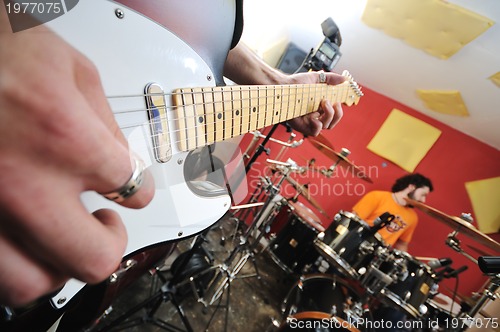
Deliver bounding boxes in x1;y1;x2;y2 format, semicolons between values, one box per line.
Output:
352;191;418;246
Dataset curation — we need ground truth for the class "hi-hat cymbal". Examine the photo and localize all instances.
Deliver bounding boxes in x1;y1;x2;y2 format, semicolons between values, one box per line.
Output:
307;139;372;183
405;198;500;253
285;176;330;219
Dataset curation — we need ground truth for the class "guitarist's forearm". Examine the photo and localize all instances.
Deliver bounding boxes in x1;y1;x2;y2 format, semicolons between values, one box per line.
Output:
224;43;291;85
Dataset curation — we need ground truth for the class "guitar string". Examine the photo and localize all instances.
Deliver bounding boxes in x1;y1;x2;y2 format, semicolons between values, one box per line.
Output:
110;84;353;126
125;89;351;137
108;85;356;147
114;85;354;127
111;85;357;151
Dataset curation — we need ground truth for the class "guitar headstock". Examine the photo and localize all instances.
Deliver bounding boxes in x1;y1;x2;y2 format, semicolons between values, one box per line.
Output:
342;70;363;106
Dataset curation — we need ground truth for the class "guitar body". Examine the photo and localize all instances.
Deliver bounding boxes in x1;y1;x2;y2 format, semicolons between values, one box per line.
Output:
44;0;234;311
2;0;236;330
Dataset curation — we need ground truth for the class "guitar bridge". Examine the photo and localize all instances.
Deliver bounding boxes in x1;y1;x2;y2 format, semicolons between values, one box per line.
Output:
145;83;171;162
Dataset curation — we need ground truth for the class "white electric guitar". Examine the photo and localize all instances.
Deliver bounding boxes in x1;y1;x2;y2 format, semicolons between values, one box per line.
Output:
2;0;362;330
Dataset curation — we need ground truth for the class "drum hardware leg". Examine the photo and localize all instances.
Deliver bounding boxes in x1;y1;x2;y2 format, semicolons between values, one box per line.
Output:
90;234;216;332
452;274;499;332
194;178;290;330
245;124;279;173
90;275;194;332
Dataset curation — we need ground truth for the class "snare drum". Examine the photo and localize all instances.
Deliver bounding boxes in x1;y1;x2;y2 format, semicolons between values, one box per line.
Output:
269;201;325;274
280;274;361;332
380;253;438;318
314;211;386;279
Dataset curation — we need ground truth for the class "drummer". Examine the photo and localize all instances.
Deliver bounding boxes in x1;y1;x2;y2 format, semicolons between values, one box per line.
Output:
352;173;433;252
351;173;433;331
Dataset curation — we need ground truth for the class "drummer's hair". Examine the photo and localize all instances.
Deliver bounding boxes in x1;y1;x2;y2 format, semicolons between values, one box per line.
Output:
391;173;433;192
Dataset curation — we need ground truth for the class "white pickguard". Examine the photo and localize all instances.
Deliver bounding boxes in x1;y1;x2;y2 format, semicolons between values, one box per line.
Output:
45;0;232;308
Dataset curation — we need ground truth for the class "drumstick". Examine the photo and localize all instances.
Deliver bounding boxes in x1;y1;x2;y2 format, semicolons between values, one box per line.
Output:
230;202;265;210
415;256;438;261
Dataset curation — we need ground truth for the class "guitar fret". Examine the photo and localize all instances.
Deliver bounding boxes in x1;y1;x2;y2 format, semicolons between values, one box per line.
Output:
221;90;231;139
240;86;252;132
230;87;242;137
173;89;188;151
264;87;273;127
202;87;216;145
253;86;262;129
192;88;207;148
213;88;224;143
249;86;259;130
279;85;290;122
272;86;281;125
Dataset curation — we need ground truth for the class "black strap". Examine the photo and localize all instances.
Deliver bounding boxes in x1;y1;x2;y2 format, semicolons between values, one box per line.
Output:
230;0;244;49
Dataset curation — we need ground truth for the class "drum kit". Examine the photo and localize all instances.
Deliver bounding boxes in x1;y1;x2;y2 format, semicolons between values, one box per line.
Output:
235;130;500;331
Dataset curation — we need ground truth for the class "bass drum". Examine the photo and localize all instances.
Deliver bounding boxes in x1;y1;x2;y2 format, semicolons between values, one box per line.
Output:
269;201;325;274
280;274;362;332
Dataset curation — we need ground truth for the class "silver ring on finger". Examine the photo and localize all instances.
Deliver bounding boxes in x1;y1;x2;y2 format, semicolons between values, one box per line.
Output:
318;70;326;83
102;155;145;202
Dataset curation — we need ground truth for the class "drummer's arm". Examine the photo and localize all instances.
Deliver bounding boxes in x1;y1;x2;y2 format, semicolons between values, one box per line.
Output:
394;240;409;252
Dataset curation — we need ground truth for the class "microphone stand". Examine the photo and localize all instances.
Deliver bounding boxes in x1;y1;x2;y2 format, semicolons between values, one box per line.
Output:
245;124;279;173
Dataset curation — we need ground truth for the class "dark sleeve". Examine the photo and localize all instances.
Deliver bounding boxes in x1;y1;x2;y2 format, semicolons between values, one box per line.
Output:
231;0;244;49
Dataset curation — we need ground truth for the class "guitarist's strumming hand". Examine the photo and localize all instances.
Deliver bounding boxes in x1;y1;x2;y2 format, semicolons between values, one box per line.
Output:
0;16;154;306
224;43;345;137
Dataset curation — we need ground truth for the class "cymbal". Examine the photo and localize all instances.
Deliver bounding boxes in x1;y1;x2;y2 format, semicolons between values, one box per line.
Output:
405;198;500;253
307;139;372;183
308;133;335;150
285;176;330;219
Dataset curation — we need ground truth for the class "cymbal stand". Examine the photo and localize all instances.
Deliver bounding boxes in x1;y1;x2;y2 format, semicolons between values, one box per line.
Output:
321;148;350;178
191;163;296;332
445;230;500;331
446;231;478;264
453;274;499;332
92;235;212;332
245;124;279;173
273;132;303;163
245;125;303;173
231;129;301;244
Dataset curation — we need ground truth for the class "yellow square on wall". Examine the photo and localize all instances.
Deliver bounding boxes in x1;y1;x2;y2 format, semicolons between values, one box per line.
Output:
489;72;500;88
417;90;469;116
362;0;494;59
465;177;500;234
367;109;441;172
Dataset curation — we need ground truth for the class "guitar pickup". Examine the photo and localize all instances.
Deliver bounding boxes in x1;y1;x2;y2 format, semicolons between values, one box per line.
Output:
145;83;171;162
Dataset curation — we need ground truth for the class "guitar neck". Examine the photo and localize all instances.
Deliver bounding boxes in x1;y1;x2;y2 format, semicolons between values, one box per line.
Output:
172;76;362;152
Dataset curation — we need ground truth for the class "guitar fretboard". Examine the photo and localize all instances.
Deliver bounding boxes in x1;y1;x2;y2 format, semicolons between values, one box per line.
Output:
172;79;361;152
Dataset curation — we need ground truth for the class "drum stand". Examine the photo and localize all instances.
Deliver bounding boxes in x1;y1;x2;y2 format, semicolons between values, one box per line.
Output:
188;162;298;332
452;274;499;332
445;231;500;331
91;235;213;332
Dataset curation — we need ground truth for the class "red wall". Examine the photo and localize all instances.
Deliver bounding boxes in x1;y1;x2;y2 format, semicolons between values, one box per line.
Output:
239;86;500;300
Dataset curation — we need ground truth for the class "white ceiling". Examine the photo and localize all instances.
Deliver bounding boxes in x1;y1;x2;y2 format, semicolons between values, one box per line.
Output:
241;0;500;149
